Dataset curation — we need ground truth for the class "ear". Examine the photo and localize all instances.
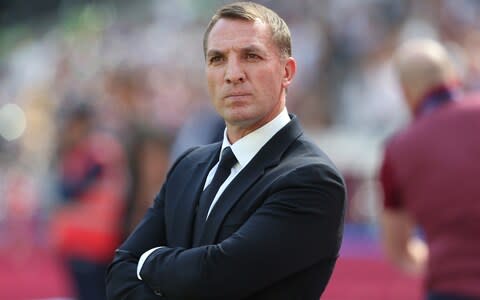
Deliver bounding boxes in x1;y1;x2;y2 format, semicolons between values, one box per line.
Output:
281;57;296;89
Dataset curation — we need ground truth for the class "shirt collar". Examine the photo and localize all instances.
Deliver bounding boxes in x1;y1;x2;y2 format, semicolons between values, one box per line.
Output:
221;107;291;168
414;82;461;118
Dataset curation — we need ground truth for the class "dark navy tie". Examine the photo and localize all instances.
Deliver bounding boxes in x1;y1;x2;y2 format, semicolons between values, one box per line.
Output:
193;147;237;244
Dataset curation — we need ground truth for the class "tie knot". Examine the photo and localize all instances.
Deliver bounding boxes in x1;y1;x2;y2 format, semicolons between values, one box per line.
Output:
218;147;237;170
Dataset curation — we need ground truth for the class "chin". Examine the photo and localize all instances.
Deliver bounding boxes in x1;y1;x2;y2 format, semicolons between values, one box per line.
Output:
226;110;253;122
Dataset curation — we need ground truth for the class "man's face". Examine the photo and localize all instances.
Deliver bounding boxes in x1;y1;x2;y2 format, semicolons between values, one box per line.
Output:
205;18;295;138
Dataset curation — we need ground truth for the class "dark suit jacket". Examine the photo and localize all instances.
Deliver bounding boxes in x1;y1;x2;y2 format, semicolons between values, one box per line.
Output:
106;116;346;300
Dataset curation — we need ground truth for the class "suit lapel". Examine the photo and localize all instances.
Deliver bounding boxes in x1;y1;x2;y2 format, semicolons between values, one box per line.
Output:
201;116;304;245
171;145;221;247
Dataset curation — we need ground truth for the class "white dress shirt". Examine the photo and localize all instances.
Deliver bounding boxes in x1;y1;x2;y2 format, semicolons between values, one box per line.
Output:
137;108;291;280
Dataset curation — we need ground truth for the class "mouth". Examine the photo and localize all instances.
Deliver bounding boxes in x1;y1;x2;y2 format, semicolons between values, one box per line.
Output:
224;93;251;100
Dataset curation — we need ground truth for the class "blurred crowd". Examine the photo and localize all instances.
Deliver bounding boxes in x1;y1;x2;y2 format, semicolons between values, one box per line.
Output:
0;0;479;299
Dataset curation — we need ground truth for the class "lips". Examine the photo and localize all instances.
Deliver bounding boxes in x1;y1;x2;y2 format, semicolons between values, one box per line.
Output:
224;92;251;99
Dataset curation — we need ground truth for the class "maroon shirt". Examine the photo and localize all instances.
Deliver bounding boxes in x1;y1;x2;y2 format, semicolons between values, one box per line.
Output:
380;87;480;297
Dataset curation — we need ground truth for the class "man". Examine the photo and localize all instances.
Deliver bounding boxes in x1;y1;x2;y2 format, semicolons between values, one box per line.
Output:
106;2;346;299
379;39;480;300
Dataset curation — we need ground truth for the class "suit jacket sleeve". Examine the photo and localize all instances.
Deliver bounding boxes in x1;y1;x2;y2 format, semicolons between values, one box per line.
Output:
105;185;168;300
105;147;198;300
140;163;345;299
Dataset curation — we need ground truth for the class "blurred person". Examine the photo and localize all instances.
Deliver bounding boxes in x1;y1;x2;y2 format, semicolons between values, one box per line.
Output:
101;66;177;238
101;66;162;234
106;2;346;300
49;102;127;300
379;39;480;300
102;65;152;134
123;126;173;238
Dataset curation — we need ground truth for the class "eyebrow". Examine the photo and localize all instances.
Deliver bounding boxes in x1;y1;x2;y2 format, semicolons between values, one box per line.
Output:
206;49;224;58
242;45;265;53
206;45;266;58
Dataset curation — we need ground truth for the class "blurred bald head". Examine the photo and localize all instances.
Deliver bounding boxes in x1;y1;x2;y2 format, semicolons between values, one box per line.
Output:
393;39;458;112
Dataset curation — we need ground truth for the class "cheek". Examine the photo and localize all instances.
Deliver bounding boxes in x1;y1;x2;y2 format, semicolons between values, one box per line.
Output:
256;67;282;88
206;73;215;94
255;74;280;100
206;66;224;81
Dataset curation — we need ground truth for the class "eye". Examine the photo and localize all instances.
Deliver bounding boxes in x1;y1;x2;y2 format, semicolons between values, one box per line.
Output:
246;53;260;60
209;55;223;64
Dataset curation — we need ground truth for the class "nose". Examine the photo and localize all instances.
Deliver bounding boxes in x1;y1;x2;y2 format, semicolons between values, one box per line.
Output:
224;58;245;84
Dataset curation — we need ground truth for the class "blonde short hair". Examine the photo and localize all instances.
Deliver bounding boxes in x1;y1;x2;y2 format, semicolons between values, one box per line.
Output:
203;2;292;59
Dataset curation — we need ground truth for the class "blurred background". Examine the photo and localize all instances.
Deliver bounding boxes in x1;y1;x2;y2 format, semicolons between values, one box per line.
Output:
1;0;479;299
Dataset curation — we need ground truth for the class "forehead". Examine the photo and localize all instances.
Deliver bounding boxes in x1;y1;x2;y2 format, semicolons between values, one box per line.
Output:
207;18;273;53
